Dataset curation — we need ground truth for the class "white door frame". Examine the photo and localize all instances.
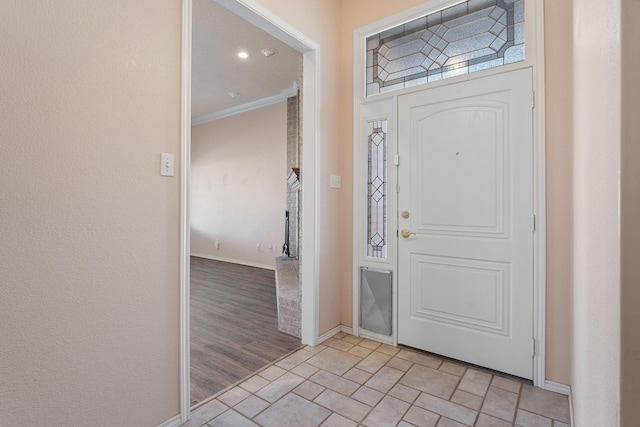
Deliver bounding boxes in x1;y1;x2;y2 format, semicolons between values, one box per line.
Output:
179;0;321;422
352;0;553;391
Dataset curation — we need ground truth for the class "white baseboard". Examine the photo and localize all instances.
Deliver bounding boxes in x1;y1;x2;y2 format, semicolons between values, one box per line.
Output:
190;253;275;271
340;325;353;335
317;325;342;344
317;325;355;344
317;324;393;345
544;380;570;396
156;414;181;427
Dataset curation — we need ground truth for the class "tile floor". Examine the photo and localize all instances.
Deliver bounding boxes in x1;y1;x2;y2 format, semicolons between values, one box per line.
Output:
184;333;570;427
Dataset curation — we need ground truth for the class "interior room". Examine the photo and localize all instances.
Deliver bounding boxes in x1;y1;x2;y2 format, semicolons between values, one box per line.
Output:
1;0;638;426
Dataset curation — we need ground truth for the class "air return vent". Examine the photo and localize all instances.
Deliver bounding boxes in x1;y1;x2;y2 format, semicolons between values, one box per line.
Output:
359;268;392;336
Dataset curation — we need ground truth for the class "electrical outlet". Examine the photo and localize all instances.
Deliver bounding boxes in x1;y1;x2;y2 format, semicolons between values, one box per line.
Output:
215;240;220;250
256;243;261;252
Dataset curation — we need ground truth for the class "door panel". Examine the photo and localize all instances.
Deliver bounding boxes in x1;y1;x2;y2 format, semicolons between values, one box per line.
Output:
415;105;507;237
397;68;533;379
411;254;509;334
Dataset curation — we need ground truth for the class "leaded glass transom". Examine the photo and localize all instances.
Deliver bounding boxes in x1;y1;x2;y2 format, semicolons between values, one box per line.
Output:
367;120;387;258
366;0;525;96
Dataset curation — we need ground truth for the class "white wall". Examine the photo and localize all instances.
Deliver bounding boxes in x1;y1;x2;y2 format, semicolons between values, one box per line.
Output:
191;103;287;269
572;0;622;425
0;1;181;425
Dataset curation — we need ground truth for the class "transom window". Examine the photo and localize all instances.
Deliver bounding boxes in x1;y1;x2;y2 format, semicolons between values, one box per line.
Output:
366;0;525;96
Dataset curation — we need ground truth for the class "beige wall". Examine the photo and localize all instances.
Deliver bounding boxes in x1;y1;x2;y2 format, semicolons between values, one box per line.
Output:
620;0;640;424
190;104;287;268
339;0;574;385
572;0;622;425
0;0;356;422
543;0;573;386
0;1;181;426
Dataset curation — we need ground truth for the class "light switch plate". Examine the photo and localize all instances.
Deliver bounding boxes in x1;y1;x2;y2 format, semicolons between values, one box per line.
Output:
161;153;174;177
330;174;341;189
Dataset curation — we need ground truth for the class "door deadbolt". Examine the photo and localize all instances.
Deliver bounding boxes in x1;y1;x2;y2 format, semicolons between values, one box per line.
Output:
402;210;410;219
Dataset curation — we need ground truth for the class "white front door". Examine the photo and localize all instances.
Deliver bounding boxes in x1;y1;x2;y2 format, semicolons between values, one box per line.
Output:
397;68;534;379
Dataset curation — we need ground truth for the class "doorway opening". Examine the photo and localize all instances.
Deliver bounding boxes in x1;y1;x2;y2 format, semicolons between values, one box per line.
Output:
180;0;318;422
189;0;303;403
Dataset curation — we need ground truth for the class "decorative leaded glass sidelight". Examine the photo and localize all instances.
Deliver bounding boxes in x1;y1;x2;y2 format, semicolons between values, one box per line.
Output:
367;120;388;258
366;0;525;96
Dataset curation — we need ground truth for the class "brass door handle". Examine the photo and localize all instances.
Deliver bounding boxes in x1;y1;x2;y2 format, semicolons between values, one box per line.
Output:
401;229;416;238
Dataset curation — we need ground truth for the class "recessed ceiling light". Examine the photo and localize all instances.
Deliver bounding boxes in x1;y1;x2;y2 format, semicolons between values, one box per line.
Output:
261;48;277;57
228;91;240;98
237;50;249;59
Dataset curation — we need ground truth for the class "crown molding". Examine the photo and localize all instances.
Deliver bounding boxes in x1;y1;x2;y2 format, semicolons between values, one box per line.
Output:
192;87;298;126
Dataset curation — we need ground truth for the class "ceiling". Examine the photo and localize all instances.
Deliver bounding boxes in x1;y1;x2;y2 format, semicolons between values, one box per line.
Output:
191;0;301;119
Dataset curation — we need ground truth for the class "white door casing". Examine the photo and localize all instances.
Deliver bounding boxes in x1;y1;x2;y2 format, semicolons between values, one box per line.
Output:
397;68;534;379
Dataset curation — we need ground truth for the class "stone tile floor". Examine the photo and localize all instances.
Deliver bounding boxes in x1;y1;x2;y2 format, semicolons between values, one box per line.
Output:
184;332;570;427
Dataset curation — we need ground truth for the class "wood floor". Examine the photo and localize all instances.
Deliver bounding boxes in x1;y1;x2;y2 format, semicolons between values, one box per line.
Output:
190;256;302;405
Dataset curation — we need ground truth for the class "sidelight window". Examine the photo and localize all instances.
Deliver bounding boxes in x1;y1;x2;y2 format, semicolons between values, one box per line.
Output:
367;119;388;259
